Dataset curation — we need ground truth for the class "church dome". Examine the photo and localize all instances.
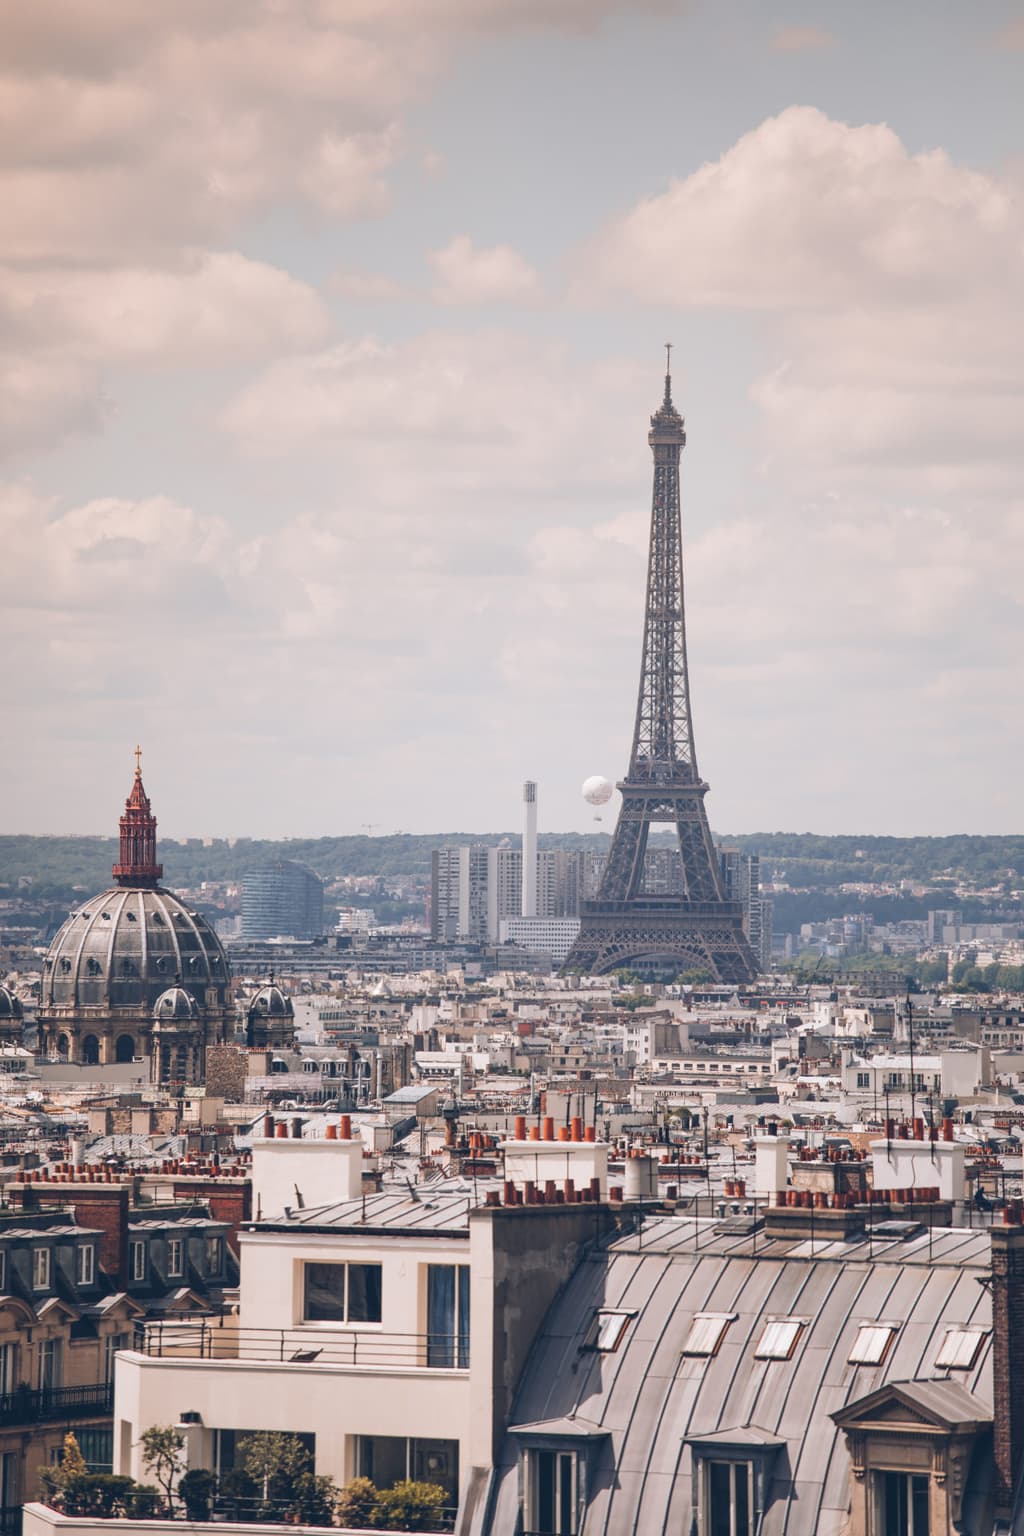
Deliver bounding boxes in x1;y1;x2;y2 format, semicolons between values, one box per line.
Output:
153;985;201;1024
40;753;231;1019
0;987;22;1022
43;886;231;1014
247;983;294;1020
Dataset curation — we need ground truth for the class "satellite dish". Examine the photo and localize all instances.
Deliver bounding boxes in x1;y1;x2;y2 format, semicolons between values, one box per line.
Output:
582;775;614;821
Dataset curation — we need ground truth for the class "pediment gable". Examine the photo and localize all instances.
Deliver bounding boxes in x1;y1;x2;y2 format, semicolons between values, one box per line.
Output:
832;1380;991;1435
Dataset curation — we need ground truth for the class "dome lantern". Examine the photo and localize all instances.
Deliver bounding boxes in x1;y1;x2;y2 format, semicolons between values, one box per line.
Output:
112;745;163;889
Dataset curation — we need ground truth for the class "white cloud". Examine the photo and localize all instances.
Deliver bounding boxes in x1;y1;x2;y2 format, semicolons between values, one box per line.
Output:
0;253;328;364
580;107;1020;311
428;236;543;305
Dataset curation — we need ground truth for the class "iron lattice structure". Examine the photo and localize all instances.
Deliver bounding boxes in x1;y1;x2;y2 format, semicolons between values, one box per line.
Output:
563;364;757;981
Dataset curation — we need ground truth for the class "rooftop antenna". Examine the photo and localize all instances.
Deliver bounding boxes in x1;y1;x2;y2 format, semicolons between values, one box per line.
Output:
663;341;673;405
907;989;916;1130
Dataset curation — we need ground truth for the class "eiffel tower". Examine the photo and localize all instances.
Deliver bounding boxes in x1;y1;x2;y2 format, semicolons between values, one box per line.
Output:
563;353;757;981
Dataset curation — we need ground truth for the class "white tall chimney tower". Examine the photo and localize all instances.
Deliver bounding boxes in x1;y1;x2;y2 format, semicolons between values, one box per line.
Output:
522;780;537;918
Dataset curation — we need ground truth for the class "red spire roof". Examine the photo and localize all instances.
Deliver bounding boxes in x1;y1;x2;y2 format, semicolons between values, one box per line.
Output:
112;745;163;888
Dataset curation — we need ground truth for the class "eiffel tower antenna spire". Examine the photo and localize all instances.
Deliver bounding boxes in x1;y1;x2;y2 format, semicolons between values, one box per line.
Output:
563;363;757;982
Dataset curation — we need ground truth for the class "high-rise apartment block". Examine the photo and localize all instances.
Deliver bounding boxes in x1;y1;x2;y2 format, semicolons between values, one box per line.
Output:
430;844;607;944
719;849;772;972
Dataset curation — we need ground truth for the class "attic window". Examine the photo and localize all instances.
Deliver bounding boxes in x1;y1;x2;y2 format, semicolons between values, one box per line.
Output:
935;1327;987;1370
682;1313;736;1358
754;1318;805;1361
587;1310;632;1352
848;1323;898;1366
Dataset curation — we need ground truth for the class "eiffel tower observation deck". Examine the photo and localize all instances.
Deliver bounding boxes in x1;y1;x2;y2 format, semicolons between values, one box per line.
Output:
563;354;758;982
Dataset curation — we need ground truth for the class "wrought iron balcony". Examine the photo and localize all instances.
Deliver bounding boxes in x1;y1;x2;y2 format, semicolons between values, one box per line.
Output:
0;1382;113;1427
132;1320;469;1371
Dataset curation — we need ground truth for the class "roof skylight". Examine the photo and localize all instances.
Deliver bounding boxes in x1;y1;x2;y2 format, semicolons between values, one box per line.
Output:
848;1323;898;1366
754;1318;805;1360
681;1313;736;1358
935;1327;987;1370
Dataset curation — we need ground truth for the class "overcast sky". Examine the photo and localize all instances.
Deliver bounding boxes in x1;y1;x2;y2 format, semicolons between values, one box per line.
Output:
5;1;1024;841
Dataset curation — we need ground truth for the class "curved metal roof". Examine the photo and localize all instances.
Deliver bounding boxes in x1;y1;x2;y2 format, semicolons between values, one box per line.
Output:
483;1216;995;1536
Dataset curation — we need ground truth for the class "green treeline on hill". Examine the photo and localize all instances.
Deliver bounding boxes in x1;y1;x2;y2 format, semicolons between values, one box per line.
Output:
2;831;1024;902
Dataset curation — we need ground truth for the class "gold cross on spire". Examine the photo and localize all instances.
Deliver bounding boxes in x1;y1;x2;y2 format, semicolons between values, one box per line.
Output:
134;744;142;778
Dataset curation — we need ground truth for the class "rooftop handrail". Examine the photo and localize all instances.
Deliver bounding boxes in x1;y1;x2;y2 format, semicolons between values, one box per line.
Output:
131;1321;469;1370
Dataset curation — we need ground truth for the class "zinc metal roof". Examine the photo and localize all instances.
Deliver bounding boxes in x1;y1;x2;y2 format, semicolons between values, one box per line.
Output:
256;1187;473;1234
482;1216;997;1536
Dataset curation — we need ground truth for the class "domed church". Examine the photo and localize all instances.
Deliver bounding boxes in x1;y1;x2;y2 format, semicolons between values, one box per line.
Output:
37;753;233;1086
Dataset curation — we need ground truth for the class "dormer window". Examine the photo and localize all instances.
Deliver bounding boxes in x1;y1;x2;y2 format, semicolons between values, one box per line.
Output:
167;1237;184;1279
32;1248;51;1289
205;1236;224;1276
754;1318;805;1361
0;1250;5;1290
130;1241;146;1282
76;1245;95;1286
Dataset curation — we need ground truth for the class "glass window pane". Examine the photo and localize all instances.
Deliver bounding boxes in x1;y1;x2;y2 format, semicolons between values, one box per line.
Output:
911;1475;930;1536
304;1263;346;1321
558;1452;575;1536
428;1266;456;1367
457;1266;470;1369
359;1435;407;1490
536;1449;555;1534
735;1462;751;1536
709;1462;732;1536
347;1264;382;1323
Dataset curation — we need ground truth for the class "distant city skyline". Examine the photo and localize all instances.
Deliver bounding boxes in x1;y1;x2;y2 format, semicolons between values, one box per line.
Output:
4;3;1024;839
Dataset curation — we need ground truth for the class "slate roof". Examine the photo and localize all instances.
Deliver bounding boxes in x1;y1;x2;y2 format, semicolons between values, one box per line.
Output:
481;1215;997;1536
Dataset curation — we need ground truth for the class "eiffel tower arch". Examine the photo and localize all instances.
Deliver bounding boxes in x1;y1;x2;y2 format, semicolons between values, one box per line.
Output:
563;357;757;982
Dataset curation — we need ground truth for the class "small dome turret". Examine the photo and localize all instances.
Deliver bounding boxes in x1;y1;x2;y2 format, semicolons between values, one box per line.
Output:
0;987;23;1023
153;986;201;1024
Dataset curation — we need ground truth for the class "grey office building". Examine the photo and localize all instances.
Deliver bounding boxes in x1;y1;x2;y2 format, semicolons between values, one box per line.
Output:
242;859;325;940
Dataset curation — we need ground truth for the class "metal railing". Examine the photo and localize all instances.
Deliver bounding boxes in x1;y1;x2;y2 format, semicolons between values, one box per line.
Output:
133;1321;469;1371
0;1382;113;1426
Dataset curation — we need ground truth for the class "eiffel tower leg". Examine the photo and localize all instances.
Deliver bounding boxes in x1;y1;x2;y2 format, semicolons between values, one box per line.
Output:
676;813;722;903
598;799;651;901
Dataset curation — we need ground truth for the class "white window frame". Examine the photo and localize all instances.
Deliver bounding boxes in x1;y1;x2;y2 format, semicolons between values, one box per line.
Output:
32;1248;50;1290
701;1458;754;1536
205;1236;224;1275
302;1261;383;1325
130;1241;146;1282
166;1236;184;1279
0;1249;6;1292
0;1342;13;1396
76;1245;95;1287
872;1468;931;1536
526;1446;578;1536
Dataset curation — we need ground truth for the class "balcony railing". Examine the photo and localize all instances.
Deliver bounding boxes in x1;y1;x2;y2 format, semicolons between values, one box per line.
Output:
0;1383;113;1427
132;1321;469;1371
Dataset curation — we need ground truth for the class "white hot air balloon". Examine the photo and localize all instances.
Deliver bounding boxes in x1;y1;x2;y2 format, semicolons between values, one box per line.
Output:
582;775;614;821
